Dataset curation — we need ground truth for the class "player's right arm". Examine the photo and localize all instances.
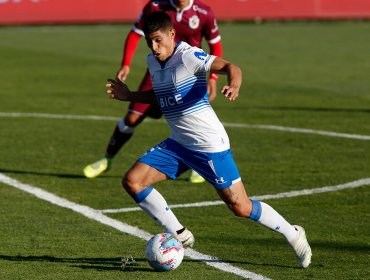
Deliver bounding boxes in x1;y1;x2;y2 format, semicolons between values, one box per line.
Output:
106;79;157;104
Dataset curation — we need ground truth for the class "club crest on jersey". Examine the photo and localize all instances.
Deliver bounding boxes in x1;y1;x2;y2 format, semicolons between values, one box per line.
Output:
189;15;200;29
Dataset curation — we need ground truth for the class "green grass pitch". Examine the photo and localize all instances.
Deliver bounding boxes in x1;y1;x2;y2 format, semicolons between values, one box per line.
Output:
0;21;369;279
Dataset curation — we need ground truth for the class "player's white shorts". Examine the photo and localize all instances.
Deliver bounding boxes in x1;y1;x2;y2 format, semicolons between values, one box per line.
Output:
138;138;241;189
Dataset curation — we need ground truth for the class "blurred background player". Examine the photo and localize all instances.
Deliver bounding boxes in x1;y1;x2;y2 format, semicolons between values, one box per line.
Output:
83;0;223;183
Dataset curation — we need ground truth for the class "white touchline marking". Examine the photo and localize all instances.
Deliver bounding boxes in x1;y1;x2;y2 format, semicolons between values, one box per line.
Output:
0;173;269;280
100;178;370;214
221;122;370;140
1;111;370;140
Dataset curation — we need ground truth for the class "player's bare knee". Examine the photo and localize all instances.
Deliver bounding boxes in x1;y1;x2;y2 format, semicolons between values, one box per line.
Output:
121;174;131;193
226;201;251;218
122;172;142;195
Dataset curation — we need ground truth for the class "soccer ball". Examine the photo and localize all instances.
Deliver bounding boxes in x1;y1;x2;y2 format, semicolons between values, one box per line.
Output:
145;233;185;271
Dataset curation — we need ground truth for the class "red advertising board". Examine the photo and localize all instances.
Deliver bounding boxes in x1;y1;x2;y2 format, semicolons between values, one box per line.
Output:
0;0;146;24
1;0;370;25
204;0;370;20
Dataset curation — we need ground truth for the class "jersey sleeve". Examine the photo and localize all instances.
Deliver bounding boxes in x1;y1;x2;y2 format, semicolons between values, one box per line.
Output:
202;8;221;45
121;30;142;67
183;46;217;74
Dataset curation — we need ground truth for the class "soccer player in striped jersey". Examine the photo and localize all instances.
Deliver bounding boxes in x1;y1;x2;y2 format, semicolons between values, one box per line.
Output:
106;11;312;268
84;0;222;183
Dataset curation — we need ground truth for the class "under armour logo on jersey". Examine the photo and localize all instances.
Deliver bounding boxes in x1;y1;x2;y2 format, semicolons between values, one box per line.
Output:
215;177;227;184
194;51;207;61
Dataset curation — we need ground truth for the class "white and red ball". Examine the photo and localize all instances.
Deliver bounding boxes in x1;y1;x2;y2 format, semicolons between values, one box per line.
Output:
145;233;184;271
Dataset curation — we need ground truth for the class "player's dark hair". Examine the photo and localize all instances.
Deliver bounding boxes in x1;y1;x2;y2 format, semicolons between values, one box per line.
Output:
142;11;173;35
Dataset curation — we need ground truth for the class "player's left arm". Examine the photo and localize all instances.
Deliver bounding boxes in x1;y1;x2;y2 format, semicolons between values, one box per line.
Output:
210;57;242;101
207;41;222;102
204;9;222;102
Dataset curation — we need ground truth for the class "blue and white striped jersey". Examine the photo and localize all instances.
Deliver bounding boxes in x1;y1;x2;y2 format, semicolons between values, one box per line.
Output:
147;41;229;153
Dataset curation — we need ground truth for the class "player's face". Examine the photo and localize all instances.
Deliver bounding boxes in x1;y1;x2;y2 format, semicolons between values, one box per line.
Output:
145;28;176;62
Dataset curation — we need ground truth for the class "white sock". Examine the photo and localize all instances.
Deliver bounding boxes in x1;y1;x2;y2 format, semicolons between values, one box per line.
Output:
134;186;183;234
250;200;298;243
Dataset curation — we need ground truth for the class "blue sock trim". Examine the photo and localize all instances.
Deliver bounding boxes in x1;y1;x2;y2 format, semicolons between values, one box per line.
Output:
250;200;262;221
133;186;154;203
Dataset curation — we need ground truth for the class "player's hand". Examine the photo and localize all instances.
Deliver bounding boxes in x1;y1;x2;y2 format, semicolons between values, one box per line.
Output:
116;65;130;82
207;78;217;102
221;85;239;101
106;78;131;101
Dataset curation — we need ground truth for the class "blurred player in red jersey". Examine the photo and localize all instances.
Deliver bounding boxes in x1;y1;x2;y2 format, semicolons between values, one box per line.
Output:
83;0;223;182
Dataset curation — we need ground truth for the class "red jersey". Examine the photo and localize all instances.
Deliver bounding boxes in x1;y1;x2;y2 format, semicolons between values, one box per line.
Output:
133;0;221;48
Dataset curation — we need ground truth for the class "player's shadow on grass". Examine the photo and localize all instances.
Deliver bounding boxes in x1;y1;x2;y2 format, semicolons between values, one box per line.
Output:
311;240;370;253
0;167;84;179
0;167;194;181
0;167;121;179
185;258;299;269
0;253;297;271
0;255;151;272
